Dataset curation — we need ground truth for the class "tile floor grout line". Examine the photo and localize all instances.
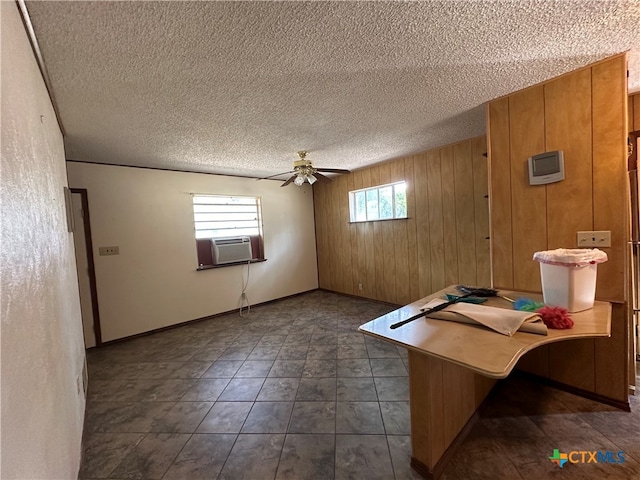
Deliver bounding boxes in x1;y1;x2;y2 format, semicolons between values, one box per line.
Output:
214;432;241;480
158;432;195;480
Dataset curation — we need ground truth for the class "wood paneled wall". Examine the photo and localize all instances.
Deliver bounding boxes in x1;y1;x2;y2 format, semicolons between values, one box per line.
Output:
314;136;490;306
487;54;630;403
629;92;640;132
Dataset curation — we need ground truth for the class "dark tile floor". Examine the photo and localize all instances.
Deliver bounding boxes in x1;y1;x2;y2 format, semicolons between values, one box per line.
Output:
80;290;640;480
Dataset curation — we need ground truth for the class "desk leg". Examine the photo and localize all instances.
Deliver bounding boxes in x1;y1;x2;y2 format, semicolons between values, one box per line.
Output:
408;351;496;479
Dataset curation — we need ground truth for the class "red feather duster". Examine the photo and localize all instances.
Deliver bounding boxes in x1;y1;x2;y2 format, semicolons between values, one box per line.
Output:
537;305;574;329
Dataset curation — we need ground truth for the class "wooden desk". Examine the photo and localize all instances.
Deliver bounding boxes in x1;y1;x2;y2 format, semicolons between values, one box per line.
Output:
358;286;611;479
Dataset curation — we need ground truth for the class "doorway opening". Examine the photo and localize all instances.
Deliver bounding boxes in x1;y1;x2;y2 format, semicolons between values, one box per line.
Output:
71;188;102;348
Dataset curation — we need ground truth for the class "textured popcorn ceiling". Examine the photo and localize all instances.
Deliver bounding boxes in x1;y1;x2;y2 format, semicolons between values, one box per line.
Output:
25;1;640;179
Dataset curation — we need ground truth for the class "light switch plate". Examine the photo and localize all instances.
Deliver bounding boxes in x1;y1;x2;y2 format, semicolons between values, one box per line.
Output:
577;231;611;248
99;246;119;256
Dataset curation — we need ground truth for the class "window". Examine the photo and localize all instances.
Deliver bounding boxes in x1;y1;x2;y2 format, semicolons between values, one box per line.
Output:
349;181;407;222
192;194;264;268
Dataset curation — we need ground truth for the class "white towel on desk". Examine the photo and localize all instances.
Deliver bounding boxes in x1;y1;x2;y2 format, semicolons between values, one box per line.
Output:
421;299;548;336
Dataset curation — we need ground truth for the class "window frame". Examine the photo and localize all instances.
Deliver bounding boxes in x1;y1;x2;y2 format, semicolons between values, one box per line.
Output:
348;181;408;223
192;194;265;269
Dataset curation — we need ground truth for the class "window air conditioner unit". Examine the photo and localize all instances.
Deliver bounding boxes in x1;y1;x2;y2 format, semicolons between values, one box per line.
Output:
211;237;252;265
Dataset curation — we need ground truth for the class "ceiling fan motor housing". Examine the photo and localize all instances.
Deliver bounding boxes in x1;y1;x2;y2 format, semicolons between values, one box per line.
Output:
293;159;314;171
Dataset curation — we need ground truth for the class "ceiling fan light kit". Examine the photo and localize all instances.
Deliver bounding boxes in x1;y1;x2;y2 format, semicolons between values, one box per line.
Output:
291;152;317;186
259;151;351;187
294;173;317;186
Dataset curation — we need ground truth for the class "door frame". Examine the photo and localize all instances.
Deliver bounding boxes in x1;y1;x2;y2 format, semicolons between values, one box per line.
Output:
71;188;103;346
631;131;640;356
629;130;639;172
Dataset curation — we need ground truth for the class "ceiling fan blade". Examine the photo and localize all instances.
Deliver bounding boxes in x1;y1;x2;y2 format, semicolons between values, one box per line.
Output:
315;168;351;174
313;172;333;183
256;170;295;181
280;175;297;187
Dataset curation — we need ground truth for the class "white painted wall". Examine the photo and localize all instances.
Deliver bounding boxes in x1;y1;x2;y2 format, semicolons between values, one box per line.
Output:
1;2;86;478
66;162;319;341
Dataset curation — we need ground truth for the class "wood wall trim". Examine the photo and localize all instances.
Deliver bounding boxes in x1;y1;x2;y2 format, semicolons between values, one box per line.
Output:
631;92;640;131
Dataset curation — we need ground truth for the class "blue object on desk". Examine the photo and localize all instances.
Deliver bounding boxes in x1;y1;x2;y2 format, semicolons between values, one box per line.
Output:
445;293;487;304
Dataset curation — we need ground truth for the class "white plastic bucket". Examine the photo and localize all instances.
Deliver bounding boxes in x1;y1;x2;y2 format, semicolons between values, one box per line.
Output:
533;248;608;313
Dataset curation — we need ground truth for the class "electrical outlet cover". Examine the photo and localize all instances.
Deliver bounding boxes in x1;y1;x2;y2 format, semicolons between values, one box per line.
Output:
576;231;611;248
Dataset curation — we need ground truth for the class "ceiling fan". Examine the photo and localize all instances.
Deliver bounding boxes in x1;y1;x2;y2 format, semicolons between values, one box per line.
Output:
258;151;351;187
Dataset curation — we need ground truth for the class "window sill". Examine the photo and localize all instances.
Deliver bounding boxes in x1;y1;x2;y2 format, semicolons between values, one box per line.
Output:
197;258;266;271
348;217;410;224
